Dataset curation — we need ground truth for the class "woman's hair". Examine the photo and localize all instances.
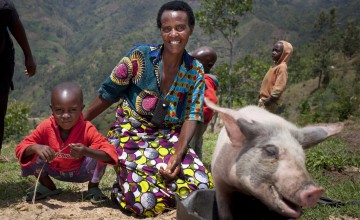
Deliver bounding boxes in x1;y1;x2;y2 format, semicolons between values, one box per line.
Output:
156;0;195;29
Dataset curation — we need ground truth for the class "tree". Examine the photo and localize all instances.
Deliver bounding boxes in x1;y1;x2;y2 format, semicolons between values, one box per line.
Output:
195;0;252;107
342;20;360;59
232;55;268;105
312;8;340;89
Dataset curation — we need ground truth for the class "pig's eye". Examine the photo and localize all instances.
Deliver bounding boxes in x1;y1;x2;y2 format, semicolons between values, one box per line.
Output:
263;145;279;159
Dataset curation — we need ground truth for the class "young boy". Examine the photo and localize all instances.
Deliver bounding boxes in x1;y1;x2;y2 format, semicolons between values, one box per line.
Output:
189;46;219;159
15;82;118;203
258;40;293;113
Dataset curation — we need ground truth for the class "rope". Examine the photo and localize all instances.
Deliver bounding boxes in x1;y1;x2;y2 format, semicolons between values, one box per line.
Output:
318;196;360;206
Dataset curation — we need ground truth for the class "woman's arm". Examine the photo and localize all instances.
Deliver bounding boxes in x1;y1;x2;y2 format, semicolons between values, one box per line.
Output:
159;120;197;180
83;95;114;121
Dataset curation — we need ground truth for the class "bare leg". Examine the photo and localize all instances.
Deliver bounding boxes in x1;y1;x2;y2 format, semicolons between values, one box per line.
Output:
39;174;56;190
88;181;99;189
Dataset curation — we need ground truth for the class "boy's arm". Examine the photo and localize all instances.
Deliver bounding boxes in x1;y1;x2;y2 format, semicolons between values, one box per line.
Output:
21;144;55;164
15;121;48;166
73;122;118;165
70;144;115;164
270;65;288;99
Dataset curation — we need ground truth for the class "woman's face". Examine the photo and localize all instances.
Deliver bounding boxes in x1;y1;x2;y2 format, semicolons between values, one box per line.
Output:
160;10;193;55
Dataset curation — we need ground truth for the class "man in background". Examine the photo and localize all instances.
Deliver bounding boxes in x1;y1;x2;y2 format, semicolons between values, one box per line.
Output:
0;0;36;159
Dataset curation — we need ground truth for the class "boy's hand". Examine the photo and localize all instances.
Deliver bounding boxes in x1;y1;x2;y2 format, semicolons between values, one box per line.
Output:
69;143;87;159
33;145;55;162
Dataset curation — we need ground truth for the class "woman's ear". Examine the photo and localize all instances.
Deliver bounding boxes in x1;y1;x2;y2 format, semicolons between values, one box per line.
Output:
189;26;194;35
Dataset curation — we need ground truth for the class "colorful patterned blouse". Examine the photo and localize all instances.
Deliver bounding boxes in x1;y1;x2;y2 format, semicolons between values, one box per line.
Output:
99;44;205;125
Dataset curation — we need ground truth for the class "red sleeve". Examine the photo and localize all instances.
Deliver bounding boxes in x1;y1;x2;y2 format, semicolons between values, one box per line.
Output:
203;74;218;124
15;120;48;166
85;122;118;166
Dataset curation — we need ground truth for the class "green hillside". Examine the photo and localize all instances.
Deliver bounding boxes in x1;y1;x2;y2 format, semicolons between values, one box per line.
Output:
7;0;360;131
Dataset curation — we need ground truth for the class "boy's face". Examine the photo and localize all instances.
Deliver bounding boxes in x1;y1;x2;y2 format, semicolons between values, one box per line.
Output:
196;55;215;73
272;42;284;63
50;90;84;133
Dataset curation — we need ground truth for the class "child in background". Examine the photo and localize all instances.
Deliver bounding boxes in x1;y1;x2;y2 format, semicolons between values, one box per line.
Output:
258;40;293;113
15;82;118;203
189;46;219;159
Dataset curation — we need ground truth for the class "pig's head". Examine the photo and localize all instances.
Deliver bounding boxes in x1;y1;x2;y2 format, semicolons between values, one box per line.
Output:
205;99;344;219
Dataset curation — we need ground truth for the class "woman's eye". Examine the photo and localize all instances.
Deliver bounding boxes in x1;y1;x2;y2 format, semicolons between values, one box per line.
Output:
176;25;186;31
161;27;171;33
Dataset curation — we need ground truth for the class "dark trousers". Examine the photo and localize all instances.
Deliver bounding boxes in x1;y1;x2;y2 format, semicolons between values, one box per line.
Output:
0;84;10;151
0;57;14;151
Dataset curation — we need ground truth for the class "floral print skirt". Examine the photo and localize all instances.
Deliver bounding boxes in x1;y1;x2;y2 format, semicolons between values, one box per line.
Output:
108;102;213;217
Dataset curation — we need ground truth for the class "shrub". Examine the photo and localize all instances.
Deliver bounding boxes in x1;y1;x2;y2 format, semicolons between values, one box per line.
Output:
305;138;359;172
4;101;30;143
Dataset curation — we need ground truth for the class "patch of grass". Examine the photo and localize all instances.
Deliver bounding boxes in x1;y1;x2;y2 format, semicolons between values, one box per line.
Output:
202;130;219;170
302;137;360;219
306;138;360;172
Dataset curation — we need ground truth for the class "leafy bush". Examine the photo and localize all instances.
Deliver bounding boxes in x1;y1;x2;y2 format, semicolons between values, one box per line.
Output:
4;101;30;143
306;138;359;172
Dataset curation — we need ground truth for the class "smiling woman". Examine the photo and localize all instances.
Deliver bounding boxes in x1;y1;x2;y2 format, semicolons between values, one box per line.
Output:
83;0;213;217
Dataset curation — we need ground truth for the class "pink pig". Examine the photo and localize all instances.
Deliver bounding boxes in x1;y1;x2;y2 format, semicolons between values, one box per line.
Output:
205;98;344;219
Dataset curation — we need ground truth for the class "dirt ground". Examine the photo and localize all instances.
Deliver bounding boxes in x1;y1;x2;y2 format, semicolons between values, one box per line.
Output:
0;182;177;220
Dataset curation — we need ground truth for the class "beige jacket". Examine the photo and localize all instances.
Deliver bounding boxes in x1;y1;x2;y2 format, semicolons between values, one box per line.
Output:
258;40;293;102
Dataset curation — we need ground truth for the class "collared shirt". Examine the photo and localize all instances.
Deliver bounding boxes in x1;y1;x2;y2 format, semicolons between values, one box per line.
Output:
99;44;205;125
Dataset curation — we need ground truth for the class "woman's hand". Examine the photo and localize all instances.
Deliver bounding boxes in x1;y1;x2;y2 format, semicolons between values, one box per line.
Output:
159;154;182;181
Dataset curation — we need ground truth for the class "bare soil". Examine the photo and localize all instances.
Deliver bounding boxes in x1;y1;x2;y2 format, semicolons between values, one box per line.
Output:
0;182;177;220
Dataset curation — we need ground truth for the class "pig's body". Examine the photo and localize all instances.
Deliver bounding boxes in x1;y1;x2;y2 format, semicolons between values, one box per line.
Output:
206;101;343;220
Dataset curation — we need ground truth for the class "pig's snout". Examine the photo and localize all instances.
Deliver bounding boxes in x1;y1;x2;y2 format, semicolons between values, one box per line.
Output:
299;185;324;208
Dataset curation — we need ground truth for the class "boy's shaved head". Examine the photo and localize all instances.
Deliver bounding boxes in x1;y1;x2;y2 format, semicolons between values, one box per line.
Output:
51;82;83;105
190;46;217;73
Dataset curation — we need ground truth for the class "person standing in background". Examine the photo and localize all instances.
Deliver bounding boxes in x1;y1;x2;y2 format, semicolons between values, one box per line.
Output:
0;0;37;159
188;46;218;160
258;40;293;113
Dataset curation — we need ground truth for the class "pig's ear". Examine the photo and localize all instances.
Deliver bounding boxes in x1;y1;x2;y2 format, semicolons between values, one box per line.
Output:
219;112;245;147
236;118;263;140
298;122;344;149
204;98;241;119
205;98;246;147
